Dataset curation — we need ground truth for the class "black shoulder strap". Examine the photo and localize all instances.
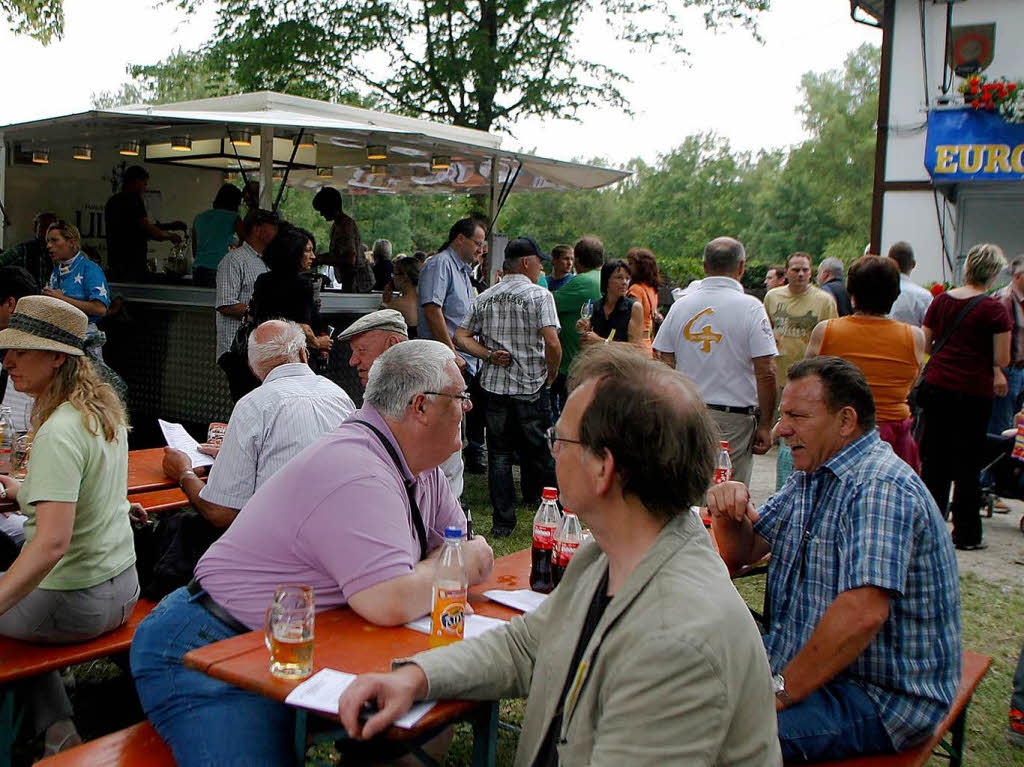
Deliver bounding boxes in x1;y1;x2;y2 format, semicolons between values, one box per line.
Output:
0;368;7;407
349;419;428;561
930;294;986;359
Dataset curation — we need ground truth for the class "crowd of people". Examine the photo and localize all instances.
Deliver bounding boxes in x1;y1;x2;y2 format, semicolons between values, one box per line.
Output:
1;182;1023;765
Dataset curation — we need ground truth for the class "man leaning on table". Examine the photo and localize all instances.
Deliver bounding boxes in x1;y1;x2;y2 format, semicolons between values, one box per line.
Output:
709;356;961;763
340;344;781;767
130;340;494;767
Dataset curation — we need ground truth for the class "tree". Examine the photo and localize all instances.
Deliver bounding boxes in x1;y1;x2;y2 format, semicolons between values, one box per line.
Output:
3;0;62;43
160;0;768;132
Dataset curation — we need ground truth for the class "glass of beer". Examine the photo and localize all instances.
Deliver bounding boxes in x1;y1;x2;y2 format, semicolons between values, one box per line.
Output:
264;584;315;679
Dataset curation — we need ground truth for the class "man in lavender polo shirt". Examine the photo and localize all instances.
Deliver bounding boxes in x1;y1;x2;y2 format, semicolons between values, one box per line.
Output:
130;340;495;767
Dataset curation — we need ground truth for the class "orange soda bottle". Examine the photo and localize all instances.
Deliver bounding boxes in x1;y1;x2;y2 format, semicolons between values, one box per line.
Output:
429;526;468;647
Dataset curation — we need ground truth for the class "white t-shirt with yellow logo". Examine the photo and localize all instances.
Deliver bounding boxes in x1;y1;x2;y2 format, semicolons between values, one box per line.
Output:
654;276;778;407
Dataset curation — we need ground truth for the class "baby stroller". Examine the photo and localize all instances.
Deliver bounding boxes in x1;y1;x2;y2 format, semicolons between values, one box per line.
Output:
980;432;1024;533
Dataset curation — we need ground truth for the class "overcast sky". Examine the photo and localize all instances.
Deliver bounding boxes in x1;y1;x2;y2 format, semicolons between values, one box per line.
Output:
0;0;878;166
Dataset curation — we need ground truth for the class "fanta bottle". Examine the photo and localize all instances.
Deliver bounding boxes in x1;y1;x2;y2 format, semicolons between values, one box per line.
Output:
429;526;468;647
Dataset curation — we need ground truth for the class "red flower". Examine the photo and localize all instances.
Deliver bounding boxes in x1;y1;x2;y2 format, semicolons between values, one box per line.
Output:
930;284;947;297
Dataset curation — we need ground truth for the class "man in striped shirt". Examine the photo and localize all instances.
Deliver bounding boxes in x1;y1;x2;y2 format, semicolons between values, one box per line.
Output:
162;319;355;528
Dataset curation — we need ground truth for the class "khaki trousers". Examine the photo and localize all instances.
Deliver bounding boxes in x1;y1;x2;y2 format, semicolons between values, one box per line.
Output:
709;409;757;486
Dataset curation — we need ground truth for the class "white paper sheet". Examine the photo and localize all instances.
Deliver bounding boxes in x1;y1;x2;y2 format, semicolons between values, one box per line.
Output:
404;613;507;638
284;668;436;728
158;419;215;468
483;589;548;613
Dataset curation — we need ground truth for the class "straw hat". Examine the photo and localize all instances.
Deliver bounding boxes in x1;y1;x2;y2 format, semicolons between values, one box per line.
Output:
0;295;87;357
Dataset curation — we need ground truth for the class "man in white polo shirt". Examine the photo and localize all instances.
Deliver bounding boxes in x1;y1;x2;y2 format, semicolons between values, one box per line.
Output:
653;237;777;485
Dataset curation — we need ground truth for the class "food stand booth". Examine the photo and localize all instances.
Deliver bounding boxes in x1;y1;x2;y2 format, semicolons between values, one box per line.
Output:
0;92;627;442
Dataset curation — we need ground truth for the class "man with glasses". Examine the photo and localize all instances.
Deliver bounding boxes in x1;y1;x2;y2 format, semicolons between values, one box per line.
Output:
455;236;561;536
419;217;489;473
132;340;493;766
339;344;781;766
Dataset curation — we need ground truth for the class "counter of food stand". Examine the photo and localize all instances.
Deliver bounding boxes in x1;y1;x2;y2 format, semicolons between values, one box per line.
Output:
103;283;379;444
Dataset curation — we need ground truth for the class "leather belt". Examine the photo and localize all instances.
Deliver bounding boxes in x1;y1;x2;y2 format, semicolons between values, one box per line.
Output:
186;578;250;634
706;403;758;416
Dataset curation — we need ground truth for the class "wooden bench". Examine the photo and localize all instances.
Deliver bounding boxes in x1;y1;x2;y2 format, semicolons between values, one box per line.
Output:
0;600;158;767
127;487;190;514
35;721;174;766
805;650;992;767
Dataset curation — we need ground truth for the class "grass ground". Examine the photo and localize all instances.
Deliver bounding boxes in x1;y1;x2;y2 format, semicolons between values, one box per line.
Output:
47;472;1024;766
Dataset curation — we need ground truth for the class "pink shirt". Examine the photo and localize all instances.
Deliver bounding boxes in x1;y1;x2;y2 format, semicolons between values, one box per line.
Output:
195;405;465;629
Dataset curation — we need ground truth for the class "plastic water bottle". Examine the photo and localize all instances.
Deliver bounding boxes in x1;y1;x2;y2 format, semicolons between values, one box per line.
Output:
429;526;468;647
0;407;15;475
551;510;583;588
713;440;732;485
530;487;561;594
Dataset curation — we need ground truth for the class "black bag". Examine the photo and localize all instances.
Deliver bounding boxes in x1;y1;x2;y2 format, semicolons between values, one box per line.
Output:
909;294;986;440
133;511;223;601
229;316;257;359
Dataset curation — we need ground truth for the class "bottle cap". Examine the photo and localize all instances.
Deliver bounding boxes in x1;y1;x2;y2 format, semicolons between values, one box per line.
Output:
444;526;463;540
541;487;558;501
720;441;729;449
563;507;576;516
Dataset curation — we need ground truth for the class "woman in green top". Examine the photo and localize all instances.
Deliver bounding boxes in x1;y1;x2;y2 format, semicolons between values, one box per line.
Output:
0;295;137;757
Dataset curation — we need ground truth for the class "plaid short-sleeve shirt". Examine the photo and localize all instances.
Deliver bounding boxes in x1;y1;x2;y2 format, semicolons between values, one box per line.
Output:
754;431;961;750
463;274;560;396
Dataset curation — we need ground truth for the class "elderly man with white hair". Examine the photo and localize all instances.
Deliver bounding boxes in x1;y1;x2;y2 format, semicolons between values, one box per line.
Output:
131;340;494;767
160;319;355;528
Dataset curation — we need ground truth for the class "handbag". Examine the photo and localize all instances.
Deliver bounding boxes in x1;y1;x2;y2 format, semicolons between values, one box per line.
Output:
909;294;986;439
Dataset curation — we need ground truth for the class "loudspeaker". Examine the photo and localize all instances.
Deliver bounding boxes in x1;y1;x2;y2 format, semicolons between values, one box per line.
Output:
948;24;996;77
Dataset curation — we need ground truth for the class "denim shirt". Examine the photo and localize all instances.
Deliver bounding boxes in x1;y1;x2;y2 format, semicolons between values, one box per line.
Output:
754;431;961;749
417;247;479;374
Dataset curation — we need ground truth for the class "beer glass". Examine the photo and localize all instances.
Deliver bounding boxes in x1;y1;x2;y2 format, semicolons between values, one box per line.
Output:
12;433;31;481
264;584;315;679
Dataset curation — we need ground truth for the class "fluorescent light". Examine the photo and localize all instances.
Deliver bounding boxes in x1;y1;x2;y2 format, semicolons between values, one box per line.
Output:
119;140;141;156
72;145;93;160
170;136;192;152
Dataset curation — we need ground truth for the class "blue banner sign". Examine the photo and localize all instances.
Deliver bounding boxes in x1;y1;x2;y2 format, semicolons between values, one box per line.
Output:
925;108;1024;182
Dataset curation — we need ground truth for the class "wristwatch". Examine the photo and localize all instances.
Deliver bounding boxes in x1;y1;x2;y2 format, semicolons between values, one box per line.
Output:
772;674;793;707
178;469;198;486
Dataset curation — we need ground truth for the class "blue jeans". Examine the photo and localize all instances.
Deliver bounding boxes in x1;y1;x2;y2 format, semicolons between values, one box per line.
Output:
777;676;894;762
130;586;296;767
988;366;1024;434
485;388;556;529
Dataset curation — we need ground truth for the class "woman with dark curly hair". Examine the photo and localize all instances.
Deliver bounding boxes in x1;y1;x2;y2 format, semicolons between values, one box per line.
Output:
249;225;331;357
626;247;662;357
805;255;925;471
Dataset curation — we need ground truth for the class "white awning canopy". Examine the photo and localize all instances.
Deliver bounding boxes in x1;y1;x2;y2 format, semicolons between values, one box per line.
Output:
0;91;629;196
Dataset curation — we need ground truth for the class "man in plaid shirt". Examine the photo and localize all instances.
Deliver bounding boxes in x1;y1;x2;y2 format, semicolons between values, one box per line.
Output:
455;237;561;536
709;356;961;763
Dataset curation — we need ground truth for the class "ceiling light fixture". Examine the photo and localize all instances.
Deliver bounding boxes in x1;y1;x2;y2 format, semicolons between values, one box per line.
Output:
72;145;94;161
170;136;192;152
118;140;141;156
366;145;388;160
430;155;452;171
229;129;252;146
31;148;49;164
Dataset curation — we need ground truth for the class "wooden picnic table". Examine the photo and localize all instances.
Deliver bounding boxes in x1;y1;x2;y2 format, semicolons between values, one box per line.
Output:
126;448;176;494
185;549;529;764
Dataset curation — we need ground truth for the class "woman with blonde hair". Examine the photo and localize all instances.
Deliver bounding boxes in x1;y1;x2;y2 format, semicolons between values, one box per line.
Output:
0;296;137;756
919;243;1012;550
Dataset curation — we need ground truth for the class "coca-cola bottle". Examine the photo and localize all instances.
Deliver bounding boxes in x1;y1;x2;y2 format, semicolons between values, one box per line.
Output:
530;487;561;593
713;441;732;485
551;509;583;588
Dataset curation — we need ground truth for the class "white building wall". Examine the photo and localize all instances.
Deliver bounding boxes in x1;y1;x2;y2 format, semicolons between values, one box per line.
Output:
881;0;1024;282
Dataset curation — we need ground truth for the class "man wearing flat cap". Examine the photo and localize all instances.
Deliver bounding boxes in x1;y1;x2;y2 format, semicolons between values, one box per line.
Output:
455;237;561;536
338;309;464;498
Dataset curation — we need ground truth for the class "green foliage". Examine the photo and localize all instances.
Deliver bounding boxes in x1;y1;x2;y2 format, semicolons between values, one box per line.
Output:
3;0;62;44
136;0;768;132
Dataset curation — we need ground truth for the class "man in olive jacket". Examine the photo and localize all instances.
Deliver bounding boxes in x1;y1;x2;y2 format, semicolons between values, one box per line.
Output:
340;345;781;766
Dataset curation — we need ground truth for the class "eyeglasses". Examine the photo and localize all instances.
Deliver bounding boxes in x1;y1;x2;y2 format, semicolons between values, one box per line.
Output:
545;426;582;452
471;238;486;248
422;390;473;408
